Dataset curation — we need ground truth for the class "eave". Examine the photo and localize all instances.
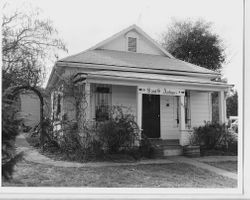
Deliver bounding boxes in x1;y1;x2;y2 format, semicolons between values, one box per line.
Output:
56;61;220;79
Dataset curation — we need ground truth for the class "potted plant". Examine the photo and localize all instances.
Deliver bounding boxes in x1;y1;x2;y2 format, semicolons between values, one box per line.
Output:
183;132;201;157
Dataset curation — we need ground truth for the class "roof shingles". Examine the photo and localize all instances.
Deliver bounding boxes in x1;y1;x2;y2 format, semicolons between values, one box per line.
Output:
58;49;218;75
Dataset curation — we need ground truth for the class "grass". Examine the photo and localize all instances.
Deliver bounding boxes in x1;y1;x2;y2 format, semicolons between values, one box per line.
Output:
201;149;237;156
204;161;237;173
3;160;237;187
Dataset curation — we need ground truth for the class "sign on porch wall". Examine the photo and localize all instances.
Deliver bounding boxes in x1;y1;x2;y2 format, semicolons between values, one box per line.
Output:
138;86;185;96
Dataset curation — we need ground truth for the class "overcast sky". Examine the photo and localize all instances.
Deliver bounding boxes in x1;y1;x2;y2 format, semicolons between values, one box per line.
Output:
3;0;243;90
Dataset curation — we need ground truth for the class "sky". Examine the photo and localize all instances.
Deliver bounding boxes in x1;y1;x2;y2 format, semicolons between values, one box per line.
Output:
3;0;243;90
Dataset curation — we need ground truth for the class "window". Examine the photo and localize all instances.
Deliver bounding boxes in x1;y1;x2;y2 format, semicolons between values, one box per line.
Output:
94;85;112;121
128;37;137;52
52;91;63;121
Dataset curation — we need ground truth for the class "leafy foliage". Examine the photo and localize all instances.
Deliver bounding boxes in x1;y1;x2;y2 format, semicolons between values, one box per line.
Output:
37;115;103;162
2;88;23;181
2;3;67;89
138;134;156;158
212;92;219;122
160;19;226;71
192;122;237;153
98;106;140;154
226;90;238;118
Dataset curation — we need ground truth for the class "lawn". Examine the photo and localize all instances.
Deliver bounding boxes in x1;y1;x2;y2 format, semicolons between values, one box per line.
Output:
204;161;237;173
3;160;237;187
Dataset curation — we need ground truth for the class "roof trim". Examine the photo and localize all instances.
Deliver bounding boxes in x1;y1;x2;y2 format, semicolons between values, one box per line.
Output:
88;24;174;58
56;61;220;78
75;72;233;90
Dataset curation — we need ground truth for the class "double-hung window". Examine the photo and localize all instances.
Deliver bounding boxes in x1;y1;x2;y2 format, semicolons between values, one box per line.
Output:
128;37;137;52
94;84;112;121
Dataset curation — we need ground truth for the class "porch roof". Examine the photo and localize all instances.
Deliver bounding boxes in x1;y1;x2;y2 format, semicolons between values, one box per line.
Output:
58;49;219;76
74;70;232;89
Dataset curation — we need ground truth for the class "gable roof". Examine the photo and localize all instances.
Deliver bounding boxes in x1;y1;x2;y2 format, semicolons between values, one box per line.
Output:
60;24;174;61
47;24;222;90
58;49;219;75
91;24;174;58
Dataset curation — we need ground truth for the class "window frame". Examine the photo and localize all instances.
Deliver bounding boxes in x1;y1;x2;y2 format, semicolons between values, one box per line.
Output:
94;84;112;122
127;37;137;52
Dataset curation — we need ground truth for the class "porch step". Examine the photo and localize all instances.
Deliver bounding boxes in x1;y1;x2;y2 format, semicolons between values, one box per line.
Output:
149;139;180;146
149;139;183;157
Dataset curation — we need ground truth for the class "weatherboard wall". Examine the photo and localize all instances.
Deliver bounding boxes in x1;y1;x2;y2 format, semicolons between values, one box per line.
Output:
99;30;164;56
190;91;211;127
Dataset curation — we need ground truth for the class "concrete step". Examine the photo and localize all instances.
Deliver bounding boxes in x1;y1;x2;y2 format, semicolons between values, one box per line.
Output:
149;139;183;157
149;139;179;146
163;148;183;156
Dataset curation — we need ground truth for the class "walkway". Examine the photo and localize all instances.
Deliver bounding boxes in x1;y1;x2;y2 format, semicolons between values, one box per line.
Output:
169;156;237;180
15;134;174;168
16;134;237;180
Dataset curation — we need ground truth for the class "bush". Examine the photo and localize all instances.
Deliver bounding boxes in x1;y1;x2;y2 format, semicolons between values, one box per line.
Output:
138;134;156;158
2;89;23;181
60;121;104;161
98;106;140;154
192;121;237;153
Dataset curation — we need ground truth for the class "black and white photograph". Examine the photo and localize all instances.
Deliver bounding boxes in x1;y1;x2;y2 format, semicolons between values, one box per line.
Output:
1;0;249;199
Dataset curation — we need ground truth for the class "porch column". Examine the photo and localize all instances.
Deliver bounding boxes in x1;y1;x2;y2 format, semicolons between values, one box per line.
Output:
218;90;226;124
136;86;142;138
180;95;186;131
85;82;91;121
179;95;187;146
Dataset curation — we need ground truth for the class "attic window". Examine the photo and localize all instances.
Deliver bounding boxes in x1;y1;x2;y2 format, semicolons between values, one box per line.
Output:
128;37;137;52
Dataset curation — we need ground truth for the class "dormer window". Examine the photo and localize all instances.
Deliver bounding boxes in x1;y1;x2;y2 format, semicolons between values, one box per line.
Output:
128;37;137;52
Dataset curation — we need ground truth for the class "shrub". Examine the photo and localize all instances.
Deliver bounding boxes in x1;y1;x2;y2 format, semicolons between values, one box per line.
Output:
192;121;237;153
2;90;23;181
98;106;140;154
138;134;156;158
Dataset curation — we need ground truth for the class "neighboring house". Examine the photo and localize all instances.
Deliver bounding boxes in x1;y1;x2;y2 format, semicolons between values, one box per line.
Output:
46;25;232;155
17;91;40;128
16;89;51;129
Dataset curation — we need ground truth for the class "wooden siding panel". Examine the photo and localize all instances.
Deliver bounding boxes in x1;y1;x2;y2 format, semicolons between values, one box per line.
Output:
63;96;76;121
111;85;137;116
100;31;164;56
19;93;40;127
190;91;211;128
160;96;179;140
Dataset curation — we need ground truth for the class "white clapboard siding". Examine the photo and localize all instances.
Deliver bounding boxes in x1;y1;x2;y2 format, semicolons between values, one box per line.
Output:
100;30;164;56
160;96;179;140
63;96;76;121
19;93;40;127
111;85;137;116
190;91;211;127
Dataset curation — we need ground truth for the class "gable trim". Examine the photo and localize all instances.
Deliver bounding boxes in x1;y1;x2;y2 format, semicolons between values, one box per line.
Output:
88;24;174;58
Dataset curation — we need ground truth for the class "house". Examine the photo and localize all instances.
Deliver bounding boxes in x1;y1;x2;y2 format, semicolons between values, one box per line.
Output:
15;89;50;129
16;91;40;128
46;25;232;155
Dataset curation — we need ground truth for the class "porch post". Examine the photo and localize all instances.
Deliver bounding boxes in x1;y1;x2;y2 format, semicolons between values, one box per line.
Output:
85;82;91;121
218;90;226;124
136;86;142;138
180;95;186;131
179;95;186;146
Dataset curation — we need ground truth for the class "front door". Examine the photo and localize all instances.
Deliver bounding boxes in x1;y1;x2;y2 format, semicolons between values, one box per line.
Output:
142;94;160;138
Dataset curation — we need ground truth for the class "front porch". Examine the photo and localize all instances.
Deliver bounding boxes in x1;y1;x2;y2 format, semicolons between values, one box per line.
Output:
72;72;228;151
